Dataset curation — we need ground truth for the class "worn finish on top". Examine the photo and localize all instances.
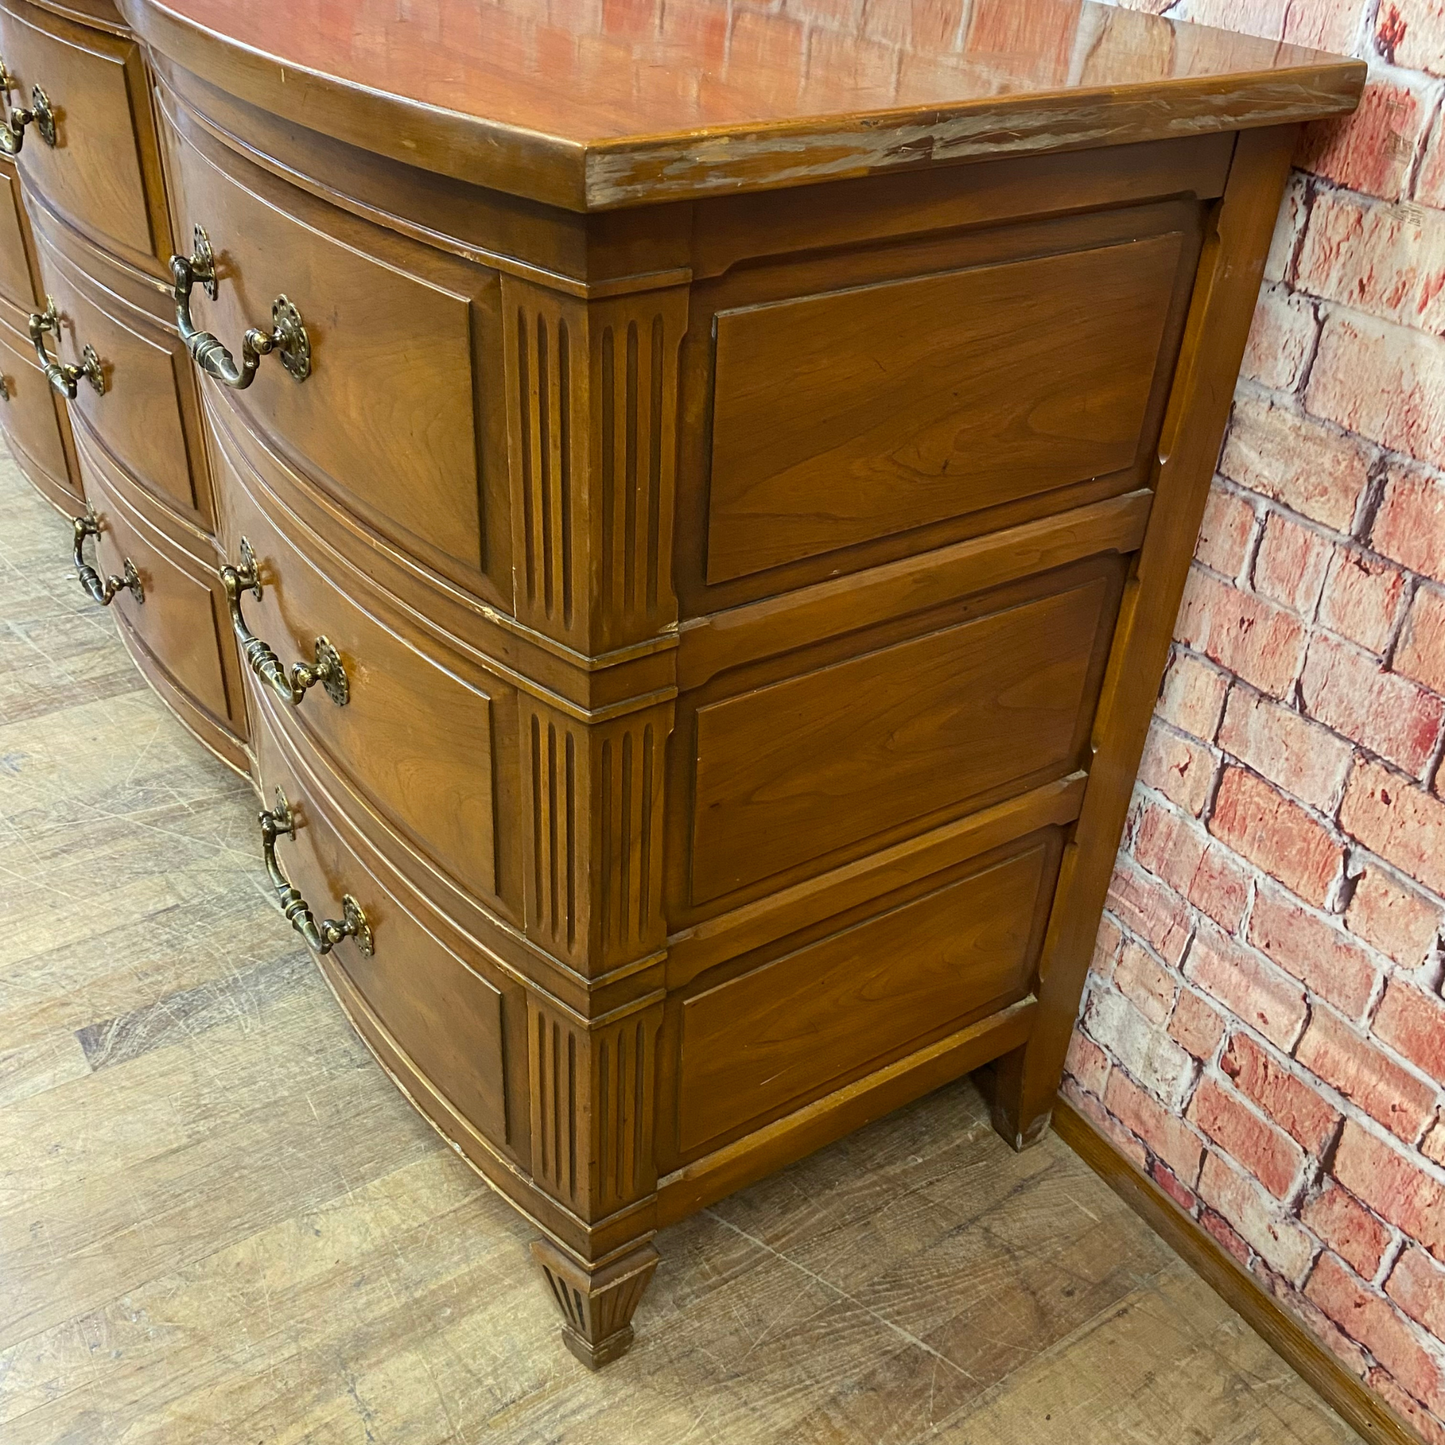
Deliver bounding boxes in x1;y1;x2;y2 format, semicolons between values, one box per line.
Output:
116;0;1363;209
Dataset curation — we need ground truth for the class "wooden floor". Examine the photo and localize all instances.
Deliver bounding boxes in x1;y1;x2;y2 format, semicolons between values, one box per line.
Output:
0;452;1365;1445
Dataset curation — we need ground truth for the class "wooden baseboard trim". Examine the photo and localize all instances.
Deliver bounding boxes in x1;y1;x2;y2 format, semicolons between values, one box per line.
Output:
1053;1097;1422;1445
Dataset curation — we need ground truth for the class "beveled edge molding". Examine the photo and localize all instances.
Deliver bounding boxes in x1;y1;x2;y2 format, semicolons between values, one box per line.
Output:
1054;1098;1423;1445
656;997;1037;1226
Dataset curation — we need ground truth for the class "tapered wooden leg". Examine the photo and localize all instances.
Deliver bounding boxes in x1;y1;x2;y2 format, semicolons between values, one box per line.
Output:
531;1237;659;1369
987;1041;1056;1152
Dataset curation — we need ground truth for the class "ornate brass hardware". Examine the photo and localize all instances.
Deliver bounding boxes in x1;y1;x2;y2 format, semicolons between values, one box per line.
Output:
259;787;373;956
0;58;56;155
220;537;348;706
170;225;310;389
0;374;10;401
72;509;142;606
29;298;103;398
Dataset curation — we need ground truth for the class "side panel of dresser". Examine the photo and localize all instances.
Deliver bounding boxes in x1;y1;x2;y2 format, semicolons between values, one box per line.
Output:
0;0;250;768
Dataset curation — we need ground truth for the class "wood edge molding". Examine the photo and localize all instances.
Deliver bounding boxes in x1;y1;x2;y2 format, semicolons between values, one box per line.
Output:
1053;1097;1424;1445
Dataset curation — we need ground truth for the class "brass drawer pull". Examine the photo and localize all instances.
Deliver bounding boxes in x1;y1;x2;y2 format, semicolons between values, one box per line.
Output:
260;787;373;956
220;537;348;706
72;509;142;606
29;299;103;398
0;59;56;155
170;225;310;389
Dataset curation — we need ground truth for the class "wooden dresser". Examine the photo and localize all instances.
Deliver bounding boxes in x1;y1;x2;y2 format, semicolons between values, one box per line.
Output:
0;0;1361;1368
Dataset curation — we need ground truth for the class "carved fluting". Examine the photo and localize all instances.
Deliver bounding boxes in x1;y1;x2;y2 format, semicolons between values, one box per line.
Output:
522;699;670;974
502;277;687;653
526;994;663;1220
531;1237;660;1370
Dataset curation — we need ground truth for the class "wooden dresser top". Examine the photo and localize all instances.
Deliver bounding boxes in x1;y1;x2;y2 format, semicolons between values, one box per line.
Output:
119;0;1363;210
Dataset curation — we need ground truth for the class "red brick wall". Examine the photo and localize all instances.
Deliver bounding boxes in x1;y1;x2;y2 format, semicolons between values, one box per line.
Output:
1073;2;1445;1438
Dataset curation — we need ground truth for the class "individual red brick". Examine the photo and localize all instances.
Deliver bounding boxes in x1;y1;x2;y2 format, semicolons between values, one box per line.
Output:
1185;925;1309;1050
1265;173;1309;284
1423;1113;1445;1167
1209;766;1342;908
1366;1367;1445;1445
1307;312;1445;472
1064;1028;1110;1098
1336;1120;1445;1262
1295;188;1445;336
1083;989;1196;1108
1132;799;1250;932
1282;0;1363;51
1195;484;1257;579
1318;549;1407;655
1175;568;1307;699
1375;980;1445;1085
1150;1158;1198;1212
1341;761;1445;897
1107;860;1194;967
1373;461;1445;584
1157;650;1229;741
1240;282;1318;390
1199;1149;1315;1279
1377;0;1445;75
1188;1076;1305;1198
1248;884;1380;1019
1252;511;1333;617
1396;584;1445;698
1302;634;1444;779
1220;394;1372;532
1112;939;1175;1026
1297;1008;1437;1143
1091;913;1124;978
1062;1077;1148;1172
1346;866;1444;969
1218;688;1353;812
1201;1204;1254;1267
1303;1183;1391;1278
1105;1068;1205;1186
1306;1252;1445;1413
1222;1031;1342;1153
1296;77;1432;201
1419;106;1445;210
1169;988;1228;1061
1260;1262;1374;1377
1137;720;1216;817
1389;1246;1445;1340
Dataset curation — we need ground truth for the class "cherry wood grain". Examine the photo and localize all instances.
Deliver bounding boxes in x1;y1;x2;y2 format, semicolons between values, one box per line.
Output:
117;0;1362;209
0;308;72;494
0;161;38;307
706;234;1180;583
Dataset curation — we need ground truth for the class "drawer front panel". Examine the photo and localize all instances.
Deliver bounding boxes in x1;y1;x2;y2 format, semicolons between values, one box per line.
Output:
0;157;37;309
689;567;1118;905
678;836;1058;1152
706;233;1181;584
250;710;510;1147
158;92;508;603
0;311;69;486
0;0;161;270
213;418;502;911
35;231;210;526
75;430;242;731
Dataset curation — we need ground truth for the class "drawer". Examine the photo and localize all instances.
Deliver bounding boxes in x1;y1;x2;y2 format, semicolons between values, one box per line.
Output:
71;424;248;744
210;410;510;917
248;698;516;1151
0;153;39;309
0;306;76;499
156;85;511;607
678;551;1125;912
676;829;1061;1154
0;0;166;274
33;225;213;528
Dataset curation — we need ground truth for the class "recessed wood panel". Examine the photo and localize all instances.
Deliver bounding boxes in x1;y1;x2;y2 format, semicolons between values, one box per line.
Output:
705;233;1181;583
0;315;69;484
0;161;36;309
215;421;500;908
678;841;1055;1151
0;0;159;267
690;574;1114;903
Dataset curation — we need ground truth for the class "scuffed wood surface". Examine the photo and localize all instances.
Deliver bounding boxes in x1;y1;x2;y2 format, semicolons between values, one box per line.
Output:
0;452;1367;1439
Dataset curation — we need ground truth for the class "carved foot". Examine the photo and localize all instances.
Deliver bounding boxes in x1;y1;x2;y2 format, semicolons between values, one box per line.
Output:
532;1237;659;1369
982;1049;1055;1152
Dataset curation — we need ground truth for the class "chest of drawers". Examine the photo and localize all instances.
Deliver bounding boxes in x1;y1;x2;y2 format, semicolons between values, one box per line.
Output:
1;0;1361;1367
